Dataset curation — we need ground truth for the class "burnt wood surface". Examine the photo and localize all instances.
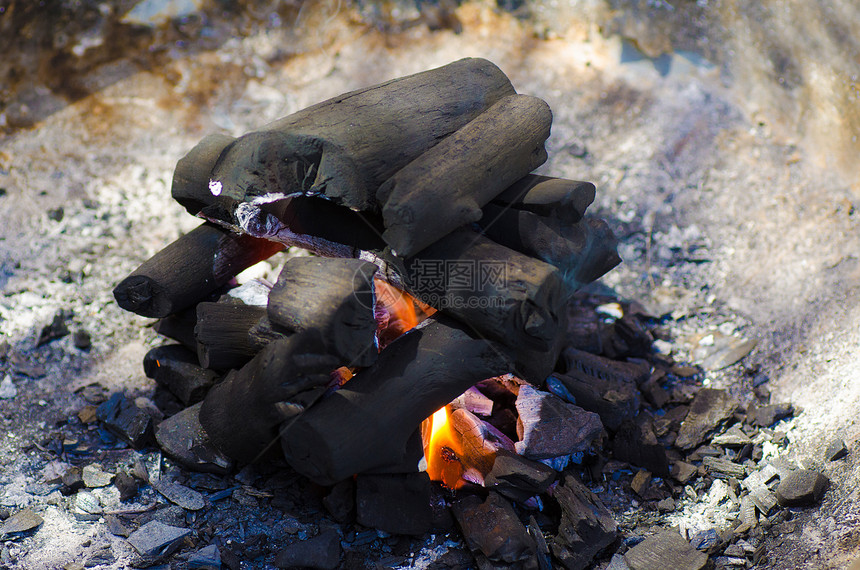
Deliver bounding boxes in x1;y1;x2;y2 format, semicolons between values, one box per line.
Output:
172;58;515;214
378;94;552;257
267;257;379;368
490;175;596;224
194;301;267;370
279;316;514;485
113;222;283;318
143;344;219;406
153;307;198;351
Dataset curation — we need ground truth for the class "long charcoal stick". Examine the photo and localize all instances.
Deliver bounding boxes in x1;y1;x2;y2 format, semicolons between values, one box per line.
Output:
280;316;514;485
113;223;283;318
172;58;516;214
378;94;552;257
194;302;267;370
490;175;596;224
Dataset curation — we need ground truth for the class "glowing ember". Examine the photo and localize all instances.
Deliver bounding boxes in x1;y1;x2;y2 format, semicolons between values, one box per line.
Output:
374;278;436;348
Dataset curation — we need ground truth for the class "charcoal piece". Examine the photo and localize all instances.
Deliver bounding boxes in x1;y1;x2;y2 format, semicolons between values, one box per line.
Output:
550;472;617;569
565;302;603;354
485;450;557;502
37;310;70;346
267;256;378;367
82;464;114;488
154;403;233;475
61;466;85;495
188;544;221;570
623;530;708;570
611;414;670;477
274;528;342;570
825;438;849;461
449;408;516;482
689;528;718;551
143;345;219;406
178;58;515;214
775;469;829;507
749;486;778;515
0;509;43;537
639;375;670;408
604;313;654;359
247;314;289;350
153;307;198;350
73;330;92;350
114;472;138;502
355;472;432;536
671;461;697;484
379;94;552;257
96;393;154;448
702;456;746;478
674;389;739;451
323;479;355;524
451;386;495;417
712;425;753;447
200;334;338;464
127;520;191;557
113;222;283;318
514;385;604;460
152;480;205;511
630;470;651;496
105;514;132;537
194;302;267;370
452;492;537;566
280;316;513;485
490;175;596;225
748;402;794;427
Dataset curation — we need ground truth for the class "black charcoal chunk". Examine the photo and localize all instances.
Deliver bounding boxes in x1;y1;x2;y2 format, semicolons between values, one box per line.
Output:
675;389;738;450
355;473;431;536
453;492;537;566
624;529;708;570
775;469;829;507
551;473;617;569
274;529;341;569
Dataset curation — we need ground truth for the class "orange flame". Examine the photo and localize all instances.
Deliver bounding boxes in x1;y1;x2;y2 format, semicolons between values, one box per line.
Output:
374;278;436;349
421;405;466;489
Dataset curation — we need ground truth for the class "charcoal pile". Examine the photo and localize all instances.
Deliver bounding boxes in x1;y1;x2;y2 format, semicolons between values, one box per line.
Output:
94;58;830;569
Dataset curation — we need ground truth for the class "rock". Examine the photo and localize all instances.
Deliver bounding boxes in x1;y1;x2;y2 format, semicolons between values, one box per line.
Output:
96;392;155;448
187;544;221;569
514;385;604;459
671;461;697;484
825;438;849;461
274;529;341;569
702;456;746;478
551;473;617;569
624;529;708;570
355;472;431;536
484;449;557;502
0;375;17;399
127;521;192;557
0;509;43;537
748;402;793;427
452;492;537;567
775;469;830;507
82;464;114;488
153;480;206;511
630;470;651;497
675;389;738;450
154;403;232;474
114;472;139;502
611;414;669;477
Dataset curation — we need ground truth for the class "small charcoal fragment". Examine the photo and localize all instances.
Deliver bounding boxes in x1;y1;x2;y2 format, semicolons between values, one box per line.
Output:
0;508;43;537
154;403;232;475
675;389;738;450
114;472;138;502
274;529;341;569
153;480;206;511
825;438;849;462
73;330;92;350
37;311;70;346
355;473;431;536
514;385;604;459
671;461;697;484
630;470;651;496
702;456;746;479
322;479;355;524
612;414;669;477
624;529;708;570
187;544;221;570
712;425;753;447
127;521;191;557
775;469;830;507
96;393;155;448
82;464;114;488
484;449;556;502
453;492;537;565
551;473;617;569
748;402;793;428
61;466;85;495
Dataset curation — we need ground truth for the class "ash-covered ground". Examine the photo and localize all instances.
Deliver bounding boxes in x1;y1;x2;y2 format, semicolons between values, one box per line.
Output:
1;1;859;568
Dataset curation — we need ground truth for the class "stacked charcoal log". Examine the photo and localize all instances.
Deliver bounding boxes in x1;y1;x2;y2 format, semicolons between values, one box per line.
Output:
113;58;631;567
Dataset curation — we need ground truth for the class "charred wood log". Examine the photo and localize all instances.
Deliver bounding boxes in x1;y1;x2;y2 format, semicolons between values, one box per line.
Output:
198;334;339;463
378;94;552;257
113;223;283;318
194;301;267;370
267;257;379;368
172;58;515;214
279;316;514;485
143;344;219;406
153;307;198;351
490;175;596;224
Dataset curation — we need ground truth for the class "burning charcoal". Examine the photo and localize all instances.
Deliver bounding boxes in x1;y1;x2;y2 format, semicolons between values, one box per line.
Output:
127;520;191;557
451;386;494;417
630;470;651;497
775;469;829;507
82;464;114;488
188;544;221;570
355;473;432;536
154;307;198;350
154;403;233;475
37;310;70;346
113;222;283;318
452;492;538;567
96;393;155;448
825;438;849;461
484;450;557;502
611;414;670;477
175;58;515;215
514;385;604;460
703;456;746;479
550;472;617;569
323;479;355;524
274;528;342;570
194;301;267;370
674;389;739;451
114;472;138;502
449;407;516;483
73;330;92;350
200;334;338;464
280;316;513;485
267;257;378;367
623;529;708;570
747;402;794;427
0;509;43;538
379;94;552;257
143;345;219;406
152;480;206;511
552;348;647;431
